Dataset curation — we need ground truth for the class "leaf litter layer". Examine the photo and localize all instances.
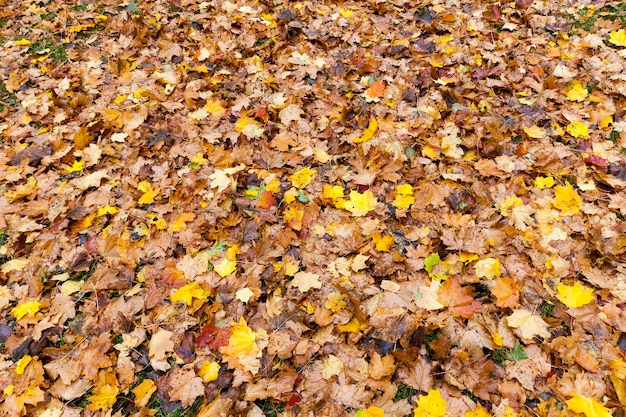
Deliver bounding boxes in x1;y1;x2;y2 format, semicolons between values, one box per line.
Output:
1;0;626;416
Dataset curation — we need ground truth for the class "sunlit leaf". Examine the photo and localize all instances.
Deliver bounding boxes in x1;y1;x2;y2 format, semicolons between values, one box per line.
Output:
552;183;581;216
15;355;32;375
87;384;119;411
198;361;221;383
609;29;626;47
414;389;446;417
132;379;156;408
566;80;589;102
565;393;612;417
354;119;378;143
343;190;377;216
566;120;589;138
356;406;385;417
556;282;594;308
10;301;41;320
288;167;317;189
171;282;211;306
214;258;237;277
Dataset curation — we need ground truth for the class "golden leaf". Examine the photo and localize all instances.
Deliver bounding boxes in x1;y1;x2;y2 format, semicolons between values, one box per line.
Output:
474;258;501;279
354;119;378;144
137;181;159;205
325;292;348;312
10;301;42;320
534;176;555;189
198;361;220;382
171;282;211;306
132;379;156;408
343;190;377;216
552;183;581;216
414;389;447;417
609;29;626;47
168;212;195;232
566;80;589;102
15;355;32;375
556;282;594;308
74;126;93;150
565;393;612;417
214;258;236;277
566;120;589;138
87;384;119;411
288;167;317;189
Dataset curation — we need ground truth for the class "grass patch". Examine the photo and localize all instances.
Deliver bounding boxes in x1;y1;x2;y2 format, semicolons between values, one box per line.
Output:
148;397;203;417
570;2;626;31
393;383;418;402
0;81;16;112
27;37;68;63
254;399;285;417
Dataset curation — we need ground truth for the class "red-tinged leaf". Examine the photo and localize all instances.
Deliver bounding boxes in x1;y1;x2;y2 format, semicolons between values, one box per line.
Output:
584;154;610;168
257;190;276;209
175;331;196;364
287;393;302;407
197;324;232;349
356;184;369;193
437;278;482;318
85;235;100;254
491;5;501;21
254;106;269;123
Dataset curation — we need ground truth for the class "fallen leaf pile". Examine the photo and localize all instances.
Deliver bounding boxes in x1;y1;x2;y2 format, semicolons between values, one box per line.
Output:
1;0;626;416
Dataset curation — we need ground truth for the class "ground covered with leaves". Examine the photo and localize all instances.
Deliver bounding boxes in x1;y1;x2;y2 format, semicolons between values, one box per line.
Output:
1;0;626;416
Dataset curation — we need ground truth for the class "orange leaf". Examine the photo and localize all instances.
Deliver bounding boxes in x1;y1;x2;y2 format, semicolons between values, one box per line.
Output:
366;80;385;98
437;277;482;318
491;277;519;308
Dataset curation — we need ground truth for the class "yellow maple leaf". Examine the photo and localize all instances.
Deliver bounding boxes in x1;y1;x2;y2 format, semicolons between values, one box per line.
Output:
392;194;415;210
214;258;236;277
523;125;546;139
204;100;226;116
392;184;415;209
15;38;31;46
343;190;377;216
566;393;612;417
552;183;582;216
220;317;267;374
465;406;491;417
474;258;501;279
460;253;479;264
96;206;119;217
168;212;195;232
556;282;594;308
198;361;220;382
87;384;119;411
356;406;385;417
354;119;378;143
566;80;589;102
534;176;555;189
337;318;368;333
500;196;523;216
288;167;317;189
15;355;32;375
137;181;159;205
325;292;348;312
323;185;345;200
190;152;208;165
171;282;211;306
566;120;589;138
131;379;156;408
609;29;626;47
414;389;447;417
283;205;305;230
11;301;42;320
374;234;395;252
235;114;258;132
65;159;84;173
